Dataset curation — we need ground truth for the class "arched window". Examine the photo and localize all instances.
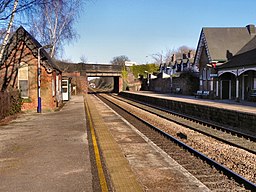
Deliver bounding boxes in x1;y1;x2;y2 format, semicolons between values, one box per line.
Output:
18;62;29;98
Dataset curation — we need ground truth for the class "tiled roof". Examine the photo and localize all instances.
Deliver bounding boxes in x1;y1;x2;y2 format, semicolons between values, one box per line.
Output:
219;37;256;69
236;36;256;55
202;26;255;61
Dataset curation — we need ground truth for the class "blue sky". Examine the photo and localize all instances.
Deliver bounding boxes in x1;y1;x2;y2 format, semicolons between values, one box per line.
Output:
63;0;256;64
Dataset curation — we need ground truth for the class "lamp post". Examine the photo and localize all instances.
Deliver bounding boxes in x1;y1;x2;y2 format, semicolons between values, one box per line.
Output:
37;44;53;113
144;70;149;89
145;55;148;64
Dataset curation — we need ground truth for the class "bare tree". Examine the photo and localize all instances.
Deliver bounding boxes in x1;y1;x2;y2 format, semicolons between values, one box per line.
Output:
152;46;195;65
0;0;19;63
0;0;39;21
111;55;130;66
164;48;175;65
80;54;88;63
0;0;44;63
29;0;84;58
151;51;164;65
175;45;195;58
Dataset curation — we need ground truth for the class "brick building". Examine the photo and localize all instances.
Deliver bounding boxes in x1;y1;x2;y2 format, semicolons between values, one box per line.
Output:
54;61;88;96
194;24;256;100
0;26;62;111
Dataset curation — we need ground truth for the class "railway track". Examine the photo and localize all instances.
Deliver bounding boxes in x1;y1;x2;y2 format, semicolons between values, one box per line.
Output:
112;94;256;154
97;93;256;191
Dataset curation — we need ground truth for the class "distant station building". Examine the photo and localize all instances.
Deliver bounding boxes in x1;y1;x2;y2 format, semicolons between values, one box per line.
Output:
125;61;137;66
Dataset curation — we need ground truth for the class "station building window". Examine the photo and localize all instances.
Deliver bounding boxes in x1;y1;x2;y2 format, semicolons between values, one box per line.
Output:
18;62;29;98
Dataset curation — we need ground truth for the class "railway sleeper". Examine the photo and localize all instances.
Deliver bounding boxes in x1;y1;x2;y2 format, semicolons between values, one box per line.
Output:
195;174;226;179
203;180;243;189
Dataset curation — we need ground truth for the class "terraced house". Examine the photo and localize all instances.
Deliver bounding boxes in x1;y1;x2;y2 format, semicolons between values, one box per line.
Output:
0;26;62;111
194;24;256;101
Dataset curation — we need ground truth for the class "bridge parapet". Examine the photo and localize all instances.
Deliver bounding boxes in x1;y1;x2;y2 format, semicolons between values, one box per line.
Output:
56;61;123;76
83;64;122;73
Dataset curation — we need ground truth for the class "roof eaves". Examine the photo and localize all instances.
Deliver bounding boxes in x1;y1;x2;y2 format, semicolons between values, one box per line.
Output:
2;26;61;73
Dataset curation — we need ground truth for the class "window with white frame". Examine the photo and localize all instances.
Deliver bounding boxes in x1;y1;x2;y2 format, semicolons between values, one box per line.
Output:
18;62;29;98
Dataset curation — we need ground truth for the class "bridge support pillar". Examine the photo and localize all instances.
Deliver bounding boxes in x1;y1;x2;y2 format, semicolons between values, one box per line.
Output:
113;76;122;93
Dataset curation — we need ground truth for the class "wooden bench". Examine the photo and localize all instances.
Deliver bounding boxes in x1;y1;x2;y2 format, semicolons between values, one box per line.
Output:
194;90;210;98
202;91;210;98
172;87;182;94
250;89;256;101
194;90;202;98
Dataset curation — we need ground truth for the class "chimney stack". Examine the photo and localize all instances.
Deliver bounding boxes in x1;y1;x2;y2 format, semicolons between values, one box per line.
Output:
188;50;193;58
246;24;256;35
171;54;176;62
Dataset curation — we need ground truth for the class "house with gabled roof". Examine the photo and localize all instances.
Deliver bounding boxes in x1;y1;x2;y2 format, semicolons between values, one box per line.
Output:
0;26;62;111
153;51;198;94
160;51;195;76
194;24;256;99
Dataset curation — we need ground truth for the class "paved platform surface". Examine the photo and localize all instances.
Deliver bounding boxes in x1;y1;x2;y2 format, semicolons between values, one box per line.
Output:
126;91;256;114
0;96;92;192
86;95;143;191
87;94;210;191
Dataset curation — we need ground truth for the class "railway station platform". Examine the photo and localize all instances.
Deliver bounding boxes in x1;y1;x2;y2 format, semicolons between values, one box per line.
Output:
0;95;210;191
0;96;92;192
85;94;210;191
120;91;256;134
123;91;256;115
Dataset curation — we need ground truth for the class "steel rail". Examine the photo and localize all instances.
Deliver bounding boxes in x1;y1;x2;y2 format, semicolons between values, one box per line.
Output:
98;94;256;191
117;94;256;142
112;94;256;154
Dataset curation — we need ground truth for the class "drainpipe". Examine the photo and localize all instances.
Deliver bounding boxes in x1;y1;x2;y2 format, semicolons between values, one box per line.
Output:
235;69;239;102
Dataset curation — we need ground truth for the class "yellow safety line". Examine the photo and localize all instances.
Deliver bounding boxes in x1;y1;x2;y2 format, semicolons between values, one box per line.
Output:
84;96;108;192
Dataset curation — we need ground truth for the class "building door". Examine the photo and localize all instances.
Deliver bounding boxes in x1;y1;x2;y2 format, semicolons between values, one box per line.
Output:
222;80;230;99
243;75;249;100
62;80;69;101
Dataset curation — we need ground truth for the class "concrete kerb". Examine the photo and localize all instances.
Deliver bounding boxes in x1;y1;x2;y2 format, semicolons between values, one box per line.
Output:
84;94;143;192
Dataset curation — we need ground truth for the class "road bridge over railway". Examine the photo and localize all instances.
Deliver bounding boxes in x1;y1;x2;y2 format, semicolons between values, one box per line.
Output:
82;64;122;77
56;62;123;93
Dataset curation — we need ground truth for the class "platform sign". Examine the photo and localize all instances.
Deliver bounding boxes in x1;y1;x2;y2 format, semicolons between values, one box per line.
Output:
210;74;218;78
62;80;69;101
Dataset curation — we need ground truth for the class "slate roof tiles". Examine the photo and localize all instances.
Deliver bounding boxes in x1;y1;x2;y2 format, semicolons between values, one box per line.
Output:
202;26;255;61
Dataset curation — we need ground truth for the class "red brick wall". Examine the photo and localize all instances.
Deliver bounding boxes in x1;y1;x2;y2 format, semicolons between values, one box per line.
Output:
22;65;56;111
71;76;88;94
1;41;59;112
63;72;88;95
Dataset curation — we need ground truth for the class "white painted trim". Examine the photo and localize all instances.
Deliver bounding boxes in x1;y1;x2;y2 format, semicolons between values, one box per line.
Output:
236;78;239;99
216;81;219;97
220;81;222;99
210;79;213;91
195;32;211;66
218;66;256;77
242;75;245;100
229;80;232;99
